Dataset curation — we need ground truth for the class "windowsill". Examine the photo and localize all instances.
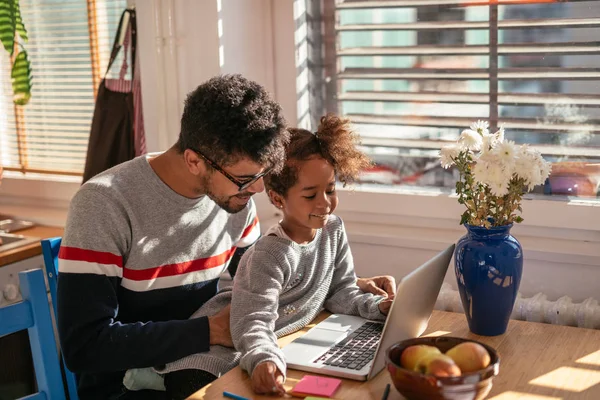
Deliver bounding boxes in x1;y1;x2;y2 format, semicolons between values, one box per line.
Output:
254;186;600;268
1;170;82;184
1;174;598;267
335;184;600;231
0;174;81;226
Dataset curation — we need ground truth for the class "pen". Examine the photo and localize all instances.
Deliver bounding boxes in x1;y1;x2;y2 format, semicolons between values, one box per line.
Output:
381;383;390;400
223;391;250;400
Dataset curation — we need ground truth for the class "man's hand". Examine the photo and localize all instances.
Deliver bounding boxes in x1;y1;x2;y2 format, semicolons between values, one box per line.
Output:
357;275;396;299
251;361;286;395
378;298;393;315
208;305;233;347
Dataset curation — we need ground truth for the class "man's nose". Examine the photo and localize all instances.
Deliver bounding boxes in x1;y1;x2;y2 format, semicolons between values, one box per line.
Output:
246;177;265;194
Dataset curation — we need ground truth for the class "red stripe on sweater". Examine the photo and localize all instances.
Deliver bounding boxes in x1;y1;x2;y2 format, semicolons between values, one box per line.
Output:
59;246;124;268
58;218;256;281
242;216;259;238
59;246;237;281
122;247;237;281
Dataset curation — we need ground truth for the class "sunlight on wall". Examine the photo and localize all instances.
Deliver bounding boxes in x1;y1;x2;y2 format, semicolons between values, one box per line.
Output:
217;0;224;68
96;2;110;70
294;0;310;130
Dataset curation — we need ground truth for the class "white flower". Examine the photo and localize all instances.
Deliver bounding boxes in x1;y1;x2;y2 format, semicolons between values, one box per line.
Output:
442;120;555;226
480;124;506;153
494;124;505;143
472;159;490;185
481;133;497;152
472;152;512;197
439;144;461;169
495;140;517;167
514;146;551;190
540;160;552;184
470;120;489;136
459;129;483;151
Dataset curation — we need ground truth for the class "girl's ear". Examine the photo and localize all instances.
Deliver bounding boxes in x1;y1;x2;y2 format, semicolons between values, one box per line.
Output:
268;189;285;210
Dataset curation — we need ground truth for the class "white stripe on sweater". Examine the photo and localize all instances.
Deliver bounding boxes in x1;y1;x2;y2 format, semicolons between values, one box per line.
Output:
236;222;261;248
59;259;123;278
121;264;228;292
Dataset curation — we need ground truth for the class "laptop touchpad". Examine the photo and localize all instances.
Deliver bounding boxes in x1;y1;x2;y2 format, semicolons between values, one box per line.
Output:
291;328;346;347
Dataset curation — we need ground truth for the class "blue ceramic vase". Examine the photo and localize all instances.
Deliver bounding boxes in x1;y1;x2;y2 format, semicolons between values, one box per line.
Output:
454;224;523;336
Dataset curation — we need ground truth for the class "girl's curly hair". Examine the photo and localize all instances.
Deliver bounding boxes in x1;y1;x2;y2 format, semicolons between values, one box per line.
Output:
265;114;372;196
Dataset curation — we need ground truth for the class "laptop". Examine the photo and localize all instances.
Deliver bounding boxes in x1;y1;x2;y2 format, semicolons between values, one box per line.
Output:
282;243;455;381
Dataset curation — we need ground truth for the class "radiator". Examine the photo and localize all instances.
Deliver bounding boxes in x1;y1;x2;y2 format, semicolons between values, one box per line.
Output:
434;283;600;330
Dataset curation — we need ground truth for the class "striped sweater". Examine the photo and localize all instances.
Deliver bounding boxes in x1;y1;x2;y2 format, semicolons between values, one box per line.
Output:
57;155;260;399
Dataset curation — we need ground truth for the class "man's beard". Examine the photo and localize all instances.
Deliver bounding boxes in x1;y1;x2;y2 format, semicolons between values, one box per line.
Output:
207;191;251;213
200;174;252;213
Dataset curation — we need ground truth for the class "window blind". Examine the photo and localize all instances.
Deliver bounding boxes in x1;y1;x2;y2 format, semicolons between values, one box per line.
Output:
312;0;600;192
0;0;127;176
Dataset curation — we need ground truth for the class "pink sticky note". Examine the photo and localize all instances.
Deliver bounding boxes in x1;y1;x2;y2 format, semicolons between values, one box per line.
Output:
291;375;342;398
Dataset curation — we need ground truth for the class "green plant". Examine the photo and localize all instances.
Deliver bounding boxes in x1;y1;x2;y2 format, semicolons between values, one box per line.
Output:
0;0;32;105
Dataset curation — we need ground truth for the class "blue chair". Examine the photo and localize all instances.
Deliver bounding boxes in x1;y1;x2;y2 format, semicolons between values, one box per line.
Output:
0;269;66;400
41;237;79;400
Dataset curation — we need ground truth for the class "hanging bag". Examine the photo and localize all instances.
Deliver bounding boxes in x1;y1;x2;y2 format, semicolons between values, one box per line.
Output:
82;8;137;183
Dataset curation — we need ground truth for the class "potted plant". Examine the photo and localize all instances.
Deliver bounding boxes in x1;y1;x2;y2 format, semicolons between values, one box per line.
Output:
440;121;552;336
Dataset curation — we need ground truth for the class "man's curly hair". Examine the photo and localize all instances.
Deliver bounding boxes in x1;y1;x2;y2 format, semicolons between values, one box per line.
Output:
177;74;289;173
265;114;372;197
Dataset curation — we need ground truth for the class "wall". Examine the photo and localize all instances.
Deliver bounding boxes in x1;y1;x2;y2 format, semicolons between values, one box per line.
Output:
132;0;298;148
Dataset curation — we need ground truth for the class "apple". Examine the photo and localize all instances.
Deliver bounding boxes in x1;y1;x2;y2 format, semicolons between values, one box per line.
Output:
446;342;491;373
415;353;462;377
400;345;441;370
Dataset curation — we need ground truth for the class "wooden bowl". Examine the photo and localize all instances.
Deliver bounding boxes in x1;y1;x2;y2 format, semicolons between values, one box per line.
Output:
385;337;500;400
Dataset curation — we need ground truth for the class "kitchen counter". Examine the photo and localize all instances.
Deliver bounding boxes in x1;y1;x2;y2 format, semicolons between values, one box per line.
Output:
0;226;64;268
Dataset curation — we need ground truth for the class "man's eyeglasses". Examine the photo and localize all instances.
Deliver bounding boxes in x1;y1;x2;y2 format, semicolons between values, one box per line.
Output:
193;149;268;192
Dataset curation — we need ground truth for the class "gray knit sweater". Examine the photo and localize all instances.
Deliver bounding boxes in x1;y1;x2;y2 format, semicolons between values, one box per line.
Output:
155;215;385;378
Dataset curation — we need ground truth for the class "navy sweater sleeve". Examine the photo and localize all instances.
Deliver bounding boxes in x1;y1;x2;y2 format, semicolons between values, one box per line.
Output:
57;188;212;373
57;273;211;372
228;241;258;278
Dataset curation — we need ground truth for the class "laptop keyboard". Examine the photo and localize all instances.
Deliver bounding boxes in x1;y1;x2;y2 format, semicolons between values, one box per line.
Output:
313;321;384;370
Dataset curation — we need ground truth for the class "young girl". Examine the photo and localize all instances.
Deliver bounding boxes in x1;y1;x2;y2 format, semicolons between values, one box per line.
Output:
126;115;392;398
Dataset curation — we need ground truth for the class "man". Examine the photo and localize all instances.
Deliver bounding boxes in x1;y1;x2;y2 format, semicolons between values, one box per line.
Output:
58;74;395;399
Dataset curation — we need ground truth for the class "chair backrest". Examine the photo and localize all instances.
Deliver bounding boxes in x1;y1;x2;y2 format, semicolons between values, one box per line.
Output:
0;269;66;400
41;237;61;318
41;237;79;400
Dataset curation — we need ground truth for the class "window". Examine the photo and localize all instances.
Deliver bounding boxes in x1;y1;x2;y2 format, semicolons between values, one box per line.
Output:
0;0;127;177
301;0;600;199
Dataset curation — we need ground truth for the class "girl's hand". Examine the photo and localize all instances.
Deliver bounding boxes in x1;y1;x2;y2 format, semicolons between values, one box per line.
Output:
251;361;286;395
357;275;396;299
378;298;394;315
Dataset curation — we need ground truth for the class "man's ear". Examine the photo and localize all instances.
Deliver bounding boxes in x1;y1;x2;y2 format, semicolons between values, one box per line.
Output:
183;149;204;175
268;189;285;210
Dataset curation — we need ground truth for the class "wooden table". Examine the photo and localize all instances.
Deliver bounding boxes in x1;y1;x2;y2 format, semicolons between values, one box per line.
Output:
192;310;600;400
